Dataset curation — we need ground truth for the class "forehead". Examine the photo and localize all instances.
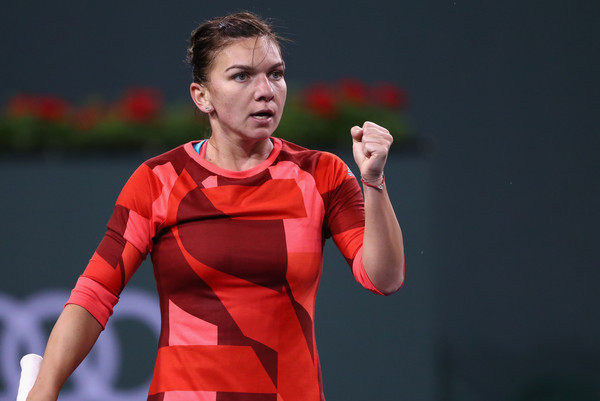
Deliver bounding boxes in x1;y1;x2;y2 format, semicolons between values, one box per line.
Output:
214;36;283;69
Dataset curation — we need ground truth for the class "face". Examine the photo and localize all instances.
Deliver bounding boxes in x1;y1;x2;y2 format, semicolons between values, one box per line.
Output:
193;36;287;142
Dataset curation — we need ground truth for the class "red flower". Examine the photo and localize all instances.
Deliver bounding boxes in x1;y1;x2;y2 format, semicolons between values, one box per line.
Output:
37;96;70;121
119;87;163;123
370;83;409;110
338;78;368;105
6;94;34;117
73;104;105;130
6;94;70;122
303;83;337;118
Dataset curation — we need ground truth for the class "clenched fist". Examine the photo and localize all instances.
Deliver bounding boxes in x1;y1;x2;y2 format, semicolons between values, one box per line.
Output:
350;121;393;183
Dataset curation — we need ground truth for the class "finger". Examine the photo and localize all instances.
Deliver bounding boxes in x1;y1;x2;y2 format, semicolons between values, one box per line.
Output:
362;126;393;147
350;125;363;143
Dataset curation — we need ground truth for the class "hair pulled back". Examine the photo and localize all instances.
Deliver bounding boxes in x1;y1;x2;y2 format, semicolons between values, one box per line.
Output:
187;12;283;84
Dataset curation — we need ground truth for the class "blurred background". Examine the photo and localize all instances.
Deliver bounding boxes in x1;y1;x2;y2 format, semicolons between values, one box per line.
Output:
1;1;598;400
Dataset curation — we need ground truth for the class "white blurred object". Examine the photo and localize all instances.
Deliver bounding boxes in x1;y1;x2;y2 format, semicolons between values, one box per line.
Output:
16;354;43;401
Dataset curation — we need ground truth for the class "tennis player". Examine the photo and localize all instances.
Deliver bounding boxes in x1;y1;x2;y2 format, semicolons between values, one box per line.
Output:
26;12;404;401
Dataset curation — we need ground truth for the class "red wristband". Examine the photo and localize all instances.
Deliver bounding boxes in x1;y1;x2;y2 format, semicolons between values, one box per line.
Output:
360;173;385;190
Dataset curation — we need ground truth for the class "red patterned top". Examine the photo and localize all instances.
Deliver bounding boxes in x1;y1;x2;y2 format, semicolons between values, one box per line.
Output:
67;137;382;401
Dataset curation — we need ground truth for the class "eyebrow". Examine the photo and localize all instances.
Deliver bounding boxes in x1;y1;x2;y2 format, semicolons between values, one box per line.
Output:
225;62;285;73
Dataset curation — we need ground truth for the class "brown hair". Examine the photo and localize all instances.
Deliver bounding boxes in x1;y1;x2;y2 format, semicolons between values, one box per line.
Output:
187;12;284;84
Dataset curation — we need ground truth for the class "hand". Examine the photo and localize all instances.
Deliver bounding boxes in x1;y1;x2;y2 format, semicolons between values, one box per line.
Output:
350;121;393;181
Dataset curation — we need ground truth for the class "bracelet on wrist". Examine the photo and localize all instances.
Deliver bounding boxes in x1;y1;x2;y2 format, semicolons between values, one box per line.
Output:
360;173;385;190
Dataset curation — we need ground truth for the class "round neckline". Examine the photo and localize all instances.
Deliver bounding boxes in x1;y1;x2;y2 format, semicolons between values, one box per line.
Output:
184;137;282;179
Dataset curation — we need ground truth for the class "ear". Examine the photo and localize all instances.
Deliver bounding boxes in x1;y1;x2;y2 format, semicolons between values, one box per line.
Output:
190;82;213;114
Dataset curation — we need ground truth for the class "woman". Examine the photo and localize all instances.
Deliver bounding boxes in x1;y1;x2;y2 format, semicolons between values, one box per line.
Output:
27;12;404;401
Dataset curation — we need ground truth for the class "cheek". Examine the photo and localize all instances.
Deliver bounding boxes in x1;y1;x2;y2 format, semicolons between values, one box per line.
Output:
277;83;287;103
212;90;241;111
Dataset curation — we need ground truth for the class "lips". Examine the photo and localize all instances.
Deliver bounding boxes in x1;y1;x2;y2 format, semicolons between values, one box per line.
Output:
250;109;274;119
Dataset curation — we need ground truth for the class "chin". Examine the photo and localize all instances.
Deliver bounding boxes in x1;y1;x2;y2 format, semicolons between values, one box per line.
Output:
249;126;278;140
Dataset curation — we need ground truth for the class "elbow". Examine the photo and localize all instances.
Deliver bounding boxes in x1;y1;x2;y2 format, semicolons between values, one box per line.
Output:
380;253;406;295
358;248;405;295
375;268;405;296
379;275;404;296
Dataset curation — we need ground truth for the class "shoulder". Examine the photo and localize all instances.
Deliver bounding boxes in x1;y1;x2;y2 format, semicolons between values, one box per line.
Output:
276;138;356;187
121;142;194;194
142;142;192;171
277;138;347;169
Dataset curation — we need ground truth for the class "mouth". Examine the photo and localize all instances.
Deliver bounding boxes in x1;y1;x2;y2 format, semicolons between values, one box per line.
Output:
250;110;275;120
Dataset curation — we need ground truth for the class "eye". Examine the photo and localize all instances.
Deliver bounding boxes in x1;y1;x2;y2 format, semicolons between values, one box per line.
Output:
233;72;249;82
269;70;284;80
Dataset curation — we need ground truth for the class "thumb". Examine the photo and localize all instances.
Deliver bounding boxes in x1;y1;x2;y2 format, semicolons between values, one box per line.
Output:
350;125;363;143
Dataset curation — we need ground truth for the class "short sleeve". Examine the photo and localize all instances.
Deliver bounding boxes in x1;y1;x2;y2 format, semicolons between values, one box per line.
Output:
66;163;163;326
316;153;382;294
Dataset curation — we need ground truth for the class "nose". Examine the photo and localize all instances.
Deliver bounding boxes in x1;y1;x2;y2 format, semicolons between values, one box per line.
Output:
254;74;275;102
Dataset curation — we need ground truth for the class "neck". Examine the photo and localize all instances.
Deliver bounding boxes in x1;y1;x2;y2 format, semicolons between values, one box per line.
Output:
204;136;274;171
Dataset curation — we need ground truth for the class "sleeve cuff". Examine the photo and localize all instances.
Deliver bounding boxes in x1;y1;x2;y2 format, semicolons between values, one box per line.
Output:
351;247;385;296
65;276;119;329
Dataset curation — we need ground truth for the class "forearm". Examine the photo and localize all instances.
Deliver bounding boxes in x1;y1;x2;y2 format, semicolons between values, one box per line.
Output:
26;304;103;401
361;183;405;295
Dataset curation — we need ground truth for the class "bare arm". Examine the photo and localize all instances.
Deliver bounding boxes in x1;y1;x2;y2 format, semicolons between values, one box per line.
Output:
26;304;103;401
351;122;405;294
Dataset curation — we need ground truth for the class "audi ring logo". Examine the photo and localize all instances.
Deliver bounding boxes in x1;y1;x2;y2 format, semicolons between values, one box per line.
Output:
0;289;160;401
